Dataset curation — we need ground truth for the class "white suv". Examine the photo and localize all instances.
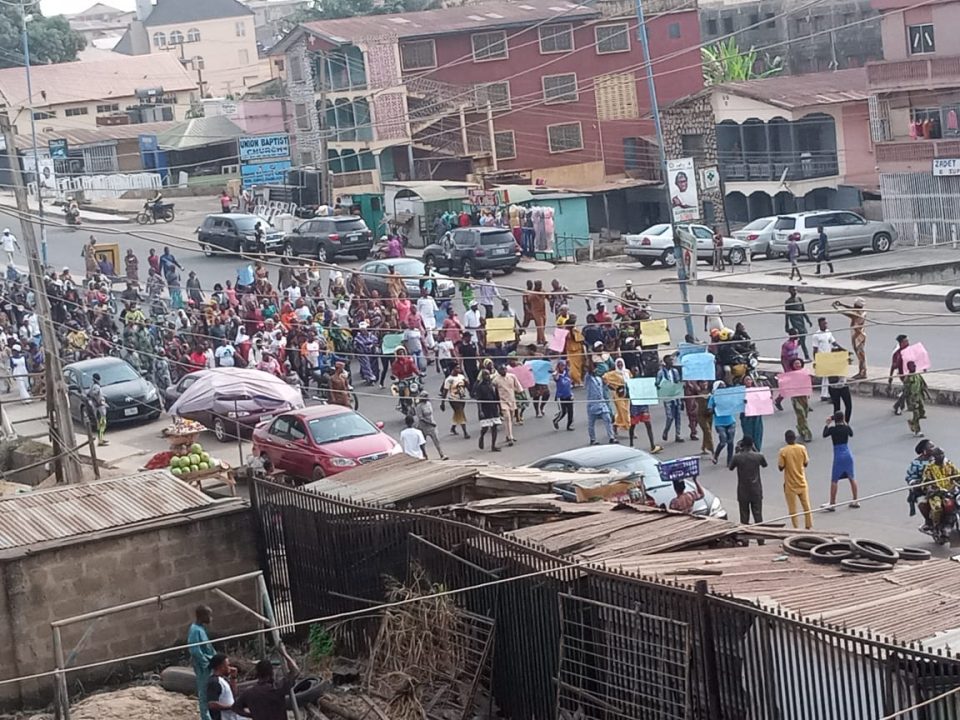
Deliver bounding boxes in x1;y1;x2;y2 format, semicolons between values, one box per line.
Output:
768;211;896;260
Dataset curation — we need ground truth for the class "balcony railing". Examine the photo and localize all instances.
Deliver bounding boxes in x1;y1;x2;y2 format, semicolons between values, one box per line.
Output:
875;138;960;164
866;56;960;92
719;152;839;182
332;170;375;189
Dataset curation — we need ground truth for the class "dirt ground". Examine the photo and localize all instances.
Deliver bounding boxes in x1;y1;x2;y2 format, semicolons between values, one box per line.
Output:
70;686;196;720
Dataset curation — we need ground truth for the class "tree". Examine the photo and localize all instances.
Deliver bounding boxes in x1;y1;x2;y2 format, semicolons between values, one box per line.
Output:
281;0;442;32
0;6;86;69
701;38;782;86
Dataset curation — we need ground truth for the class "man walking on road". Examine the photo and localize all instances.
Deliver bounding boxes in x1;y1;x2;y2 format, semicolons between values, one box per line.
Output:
833;298;867;379
2;229;20;264
889;334;910;415
815;225;834;275
810;317;841;401
728;436;768;543
784;286;812;360
778;430;813;529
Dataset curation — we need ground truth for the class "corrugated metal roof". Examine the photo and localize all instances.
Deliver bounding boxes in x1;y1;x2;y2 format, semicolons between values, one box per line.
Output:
0;472;230;551
716;68;869;110
13;121;176;150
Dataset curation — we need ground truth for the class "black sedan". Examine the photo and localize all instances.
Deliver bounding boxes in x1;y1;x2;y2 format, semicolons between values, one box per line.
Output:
63;357;162;428
529;445;726;518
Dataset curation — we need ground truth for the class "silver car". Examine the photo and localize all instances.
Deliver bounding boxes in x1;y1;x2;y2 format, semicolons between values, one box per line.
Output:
733;216;778;259
768;211;896;260
624;223;749;267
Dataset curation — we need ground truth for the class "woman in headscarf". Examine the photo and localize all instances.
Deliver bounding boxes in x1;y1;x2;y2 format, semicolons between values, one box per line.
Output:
440;363;470;438
602;358;632;440
563;314;585;386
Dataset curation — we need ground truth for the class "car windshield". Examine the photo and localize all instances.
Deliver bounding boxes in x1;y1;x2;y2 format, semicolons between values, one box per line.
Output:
333;219;368;232
594;454;664;484
392;260;425;276
234;216;274;232
480;230;515;245
309;413;378;445
773;217;796;231
742;218;773;231
79;363;139;388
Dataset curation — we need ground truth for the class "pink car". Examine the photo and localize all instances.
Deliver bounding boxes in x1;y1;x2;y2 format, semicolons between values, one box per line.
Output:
252;404;401;482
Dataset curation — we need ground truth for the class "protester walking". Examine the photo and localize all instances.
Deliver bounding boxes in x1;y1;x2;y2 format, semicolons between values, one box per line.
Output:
552;360;574;431
833;298;867;379
708;380;737;466
585;370;616;445
87;372;109;446
739;377;764;450
903;360;930;437
711;226;725;272
728;436;768;542
656;355;684;444
787;233;803;282
810;317;840;401
695;381;715;456
828;374;853;423
822;411;859;510
475;371;502;452
2;228;20;264
778;430;813;529
889;334;910;415
440;365;470;438
416;392;447;460
815;225;834;275
400;415;428;459
784;286;812;360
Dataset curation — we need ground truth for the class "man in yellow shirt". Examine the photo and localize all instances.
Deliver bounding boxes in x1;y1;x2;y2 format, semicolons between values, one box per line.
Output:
778;430;813;529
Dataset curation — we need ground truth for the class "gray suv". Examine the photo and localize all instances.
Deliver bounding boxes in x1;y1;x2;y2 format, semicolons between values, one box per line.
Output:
769;211;896;260
422;227;520;276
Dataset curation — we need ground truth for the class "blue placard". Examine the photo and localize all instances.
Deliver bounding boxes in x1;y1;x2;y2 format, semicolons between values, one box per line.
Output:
241;160;292;186
659;456;701;482
238;134;291;161
680;351;716;381
627;377;659;406
713;386;746;417
678;342;706;358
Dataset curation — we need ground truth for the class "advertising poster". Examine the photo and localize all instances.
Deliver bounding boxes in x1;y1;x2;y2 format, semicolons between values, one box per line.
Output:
668;157;699;223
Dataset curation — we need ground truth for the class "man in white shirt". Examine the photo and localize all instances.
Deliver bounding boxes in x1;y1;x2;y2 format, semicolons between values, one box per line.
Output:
206;654;240;720
2;229;20;264
417;288;439;331
463;301;483;336
810;316;840;400
215;339;237;367
704;293;723;333
399;415;427;459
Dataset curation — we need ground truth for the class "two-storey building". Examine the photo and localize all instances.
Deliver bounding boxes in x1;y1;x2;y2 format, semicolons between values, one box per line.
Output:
272;0;703;196
867;0;960;243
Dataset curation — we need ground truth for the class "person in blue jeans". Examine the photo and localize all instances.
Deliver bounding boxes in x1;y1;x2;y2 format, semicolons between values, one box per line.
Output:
585;370;617;445
187;605;216;720
655;355;684;443
708;380;737;466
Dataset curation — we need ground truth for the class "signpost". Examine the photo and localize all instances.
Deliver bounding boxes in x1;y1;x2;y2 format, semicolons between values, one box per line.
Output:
237;133;292;191
667;157;700;223
933;158;960;176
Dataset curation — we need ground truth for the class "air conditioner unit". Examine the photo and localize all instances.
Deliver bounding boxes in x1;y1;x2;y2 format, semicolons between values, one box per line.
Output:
222;164;239;174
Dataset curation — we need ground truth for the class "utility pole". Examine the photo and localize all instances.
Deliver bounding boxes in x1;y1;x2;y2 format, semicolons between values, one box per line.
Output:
634;0;695;340
0;112;83;484
21;1;48;267
316;49;333;208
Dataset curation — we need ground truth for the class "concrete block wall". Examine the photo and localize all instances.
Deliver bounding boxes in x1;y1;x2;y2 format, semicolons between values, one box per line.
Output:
0;508;259;710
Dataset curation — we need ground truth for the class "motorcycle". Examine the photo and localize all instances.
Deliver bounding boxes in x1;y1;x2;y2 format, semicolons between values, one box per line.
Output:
923;489;960;545
729;351;766;386
64;204;81;226
391;375;420;418
136;201;176;225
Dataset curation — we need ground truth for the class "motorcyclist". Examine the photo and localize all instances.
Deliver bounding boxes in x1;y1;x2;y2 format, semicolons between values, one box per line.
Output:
906;439;935;526
732;322;756;355
920;447;960;533
715;327;739;381
391;346;418;381
64;197;81;225
386;233;403;258
147;189;164;218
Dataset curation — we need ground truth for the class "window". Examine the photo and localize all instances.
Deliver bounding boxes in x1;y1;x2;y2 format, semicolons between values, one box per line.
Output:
187;27;200;42
399;39;437;71
235;21;246;37
722;16;734;34
748;13;759;26
542;73;578;104
668;22;681;39
494;130;516;160
908;24;935;54
289;56;303;83
193;56;205;70
239;49;249;65
474;81;511;111
153;32;166;47
33;110;55;120
681;133;706;163
169;30;184;44
595;23;629;54
65;107;89;117
539;23;573;53
547;122;583;153
706;18;717;35
295;103;311;131
96;103;119;113
472;31;508;61
765;12;776;28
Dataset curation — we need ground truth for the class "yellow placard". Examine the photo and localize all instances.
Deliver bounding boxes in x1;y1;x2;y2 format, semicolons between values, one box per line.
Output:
485;317;516;343
813;350;849;378
640;319;671;346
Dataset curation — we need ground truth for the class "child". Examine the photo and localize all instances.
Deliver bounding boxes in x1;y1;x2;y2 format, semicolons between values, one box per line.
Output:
787;233;803;283
778;430;812;529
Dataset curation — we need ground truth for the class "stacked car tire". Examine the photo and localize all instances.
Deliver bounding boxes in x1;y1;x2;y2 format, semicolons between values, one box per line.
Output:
781;535;930;572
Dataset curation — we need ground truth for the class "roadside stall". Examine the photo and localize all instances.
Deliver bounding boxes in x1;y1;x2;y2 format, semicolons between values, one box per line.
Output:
383;181;476;248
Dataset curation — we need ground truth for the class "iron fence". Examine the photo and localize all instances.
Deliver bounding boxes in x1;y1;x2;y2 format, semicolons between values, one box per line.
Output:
251;479;960;720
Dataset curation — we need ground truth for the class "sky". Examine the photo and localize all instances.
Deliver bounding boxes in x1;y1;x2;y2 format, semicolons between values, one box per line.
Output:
40;0;136;16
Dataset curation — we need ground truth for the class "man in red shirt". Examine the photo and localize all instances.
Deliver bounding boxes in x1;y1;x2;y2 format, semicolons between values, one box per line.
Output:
668;476;705;514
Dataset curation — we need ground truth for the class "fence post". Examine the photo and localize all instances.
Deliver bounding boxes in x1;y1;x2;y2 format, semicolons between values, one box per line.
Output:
952;225;957;249
85;421;100;480
694;579;723;718
933;224;939;246
913;222;920;247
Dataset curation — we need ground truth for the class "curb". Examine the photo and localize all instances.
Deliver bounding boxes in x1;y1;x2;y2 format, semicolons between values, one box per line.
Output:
0;199;132;225
676;275;947;303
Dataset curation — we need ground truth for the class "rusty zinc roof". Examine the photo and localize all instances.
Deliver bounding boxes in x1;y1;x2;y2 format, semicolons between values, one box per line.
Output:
0;472;240;552
716;67;869;110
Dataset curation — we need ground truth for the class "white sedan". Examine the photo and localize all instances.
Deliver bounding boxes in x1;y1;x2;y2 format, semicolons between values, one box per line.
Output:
624;223;749;267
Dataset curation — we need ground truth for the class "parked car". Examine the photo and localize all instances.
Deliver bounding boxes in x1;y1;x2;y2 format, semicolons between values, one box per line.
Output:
354;258;456;300
624;223;749;267
283;215;373;262
733;216;778;258
529;445;726;518
167;368;304;442
196;213;285;256
63;357;162;428
252;404;401;481
421;226;520;277
768;211;896;260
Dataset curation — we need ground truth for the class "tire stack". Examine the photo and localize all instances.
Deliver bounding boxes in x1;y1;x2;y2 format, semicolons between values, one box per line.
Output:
781;535;930;572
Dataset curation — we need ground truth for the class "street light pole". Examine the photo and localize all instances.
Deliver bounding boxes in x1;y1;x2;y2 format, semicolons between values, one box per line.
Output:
634;0;695;340
21;0;49;267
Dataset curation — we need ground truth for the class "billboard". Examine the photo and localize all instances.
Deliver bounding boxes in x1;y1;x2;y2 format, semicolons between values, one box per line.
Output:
668;157;699;223
241;159;292;186
238;134;290;162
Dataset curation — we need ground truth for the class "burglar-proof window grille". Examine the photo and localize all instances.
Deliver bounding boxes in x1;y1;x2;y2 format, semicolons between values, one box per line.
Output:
494;130;516;160
547;122;583;153
542;73;578;104
539;23;573;54
596;23;629;54
400;39;437;71
472;31;508;61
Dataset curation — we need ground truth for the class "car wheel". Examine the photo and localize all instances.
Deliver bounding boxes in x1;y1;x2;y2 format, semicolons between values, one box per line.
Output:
213;417;229;443
728;248;746;265
872;233;892;253
809;541;855;564
806;241;820;262
840;558;894;573
781;534;831;557
283;241;296;257
316;244;328;263
501;266;514;275
200;242;213;257
638;258;656;267
764;247;776;260
849;538;899;564
312;465;325;481
660;250;677;267
946;289;960;313
355;249;369;260
463;259;478;278
896;546;931;562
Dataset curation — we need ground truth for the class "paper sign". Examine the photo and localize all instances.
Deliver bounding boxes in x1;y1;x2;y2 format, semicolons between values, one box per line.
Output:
777;370;813;398
549;328;569;353
713;386;746;417
485;317;515;343
627;377;659;406
678;342;706;358
507;364;535;389
900;342;931;372
381;333;404;355
640;319;670;346
744;387;775;417
681;351;716;381
658;380;684;399
813;350;849;378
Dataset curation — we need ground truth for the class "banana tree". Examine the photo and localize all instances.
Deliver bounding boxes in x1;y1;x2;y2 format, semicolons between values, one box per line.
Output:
702;38;783;85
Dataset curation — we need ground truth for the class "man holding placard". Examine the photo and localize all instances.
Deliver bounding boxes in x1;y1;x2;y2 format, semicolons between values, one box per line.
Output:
810;317;841;401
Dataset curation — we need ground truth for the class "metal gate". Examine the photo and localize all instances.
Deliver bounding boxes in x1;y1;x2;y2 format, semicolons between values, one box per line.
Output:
557;594;691;720
880;171;960;246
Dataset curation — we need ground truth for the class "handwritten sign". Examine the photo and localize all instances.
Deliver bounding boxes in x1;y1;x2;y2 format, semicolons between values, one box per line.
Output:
713;386;746;417
658;380;684;399
678;342;706;358
681;351;716;381
744;387;775;416
813;350;849;378
485;317;515;343
507;364;535;389
777;370;813;398
548;328;569;353
381;333;404;355
627;377;659;406
640;319;670;346
900;342;931;372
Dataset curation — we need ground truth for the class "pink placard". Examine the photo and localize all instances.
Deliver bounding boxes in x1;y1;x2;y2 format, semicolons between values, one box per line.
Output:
900;342;930;372
507;364;536;389
549;328;569;353
744;387;775;417
777;370;813;398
